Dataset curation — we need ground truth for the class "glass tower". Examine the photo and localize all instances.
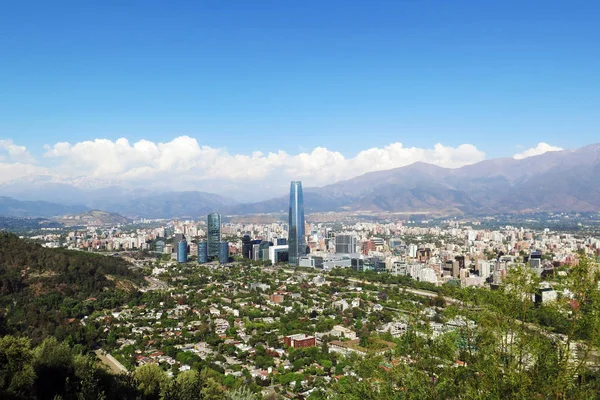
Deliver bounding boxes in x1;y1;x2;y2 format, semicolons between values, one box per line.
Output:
218;241;229;264
207;213;221;258
242;234;252;259
177;240;188;263
198;241;208;263
288;181;306;265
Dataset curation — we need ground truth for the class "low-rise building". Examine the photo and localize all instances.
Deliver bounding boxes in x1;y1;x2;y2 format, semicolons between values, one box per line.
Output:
284;334;316;348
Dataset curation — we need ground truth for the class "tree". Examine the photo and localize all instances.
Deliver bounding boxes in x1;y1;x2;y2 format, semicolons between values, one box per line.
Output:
159;376;179;400
33;337;74;400
226;386;259;400
200;375;225;400
73;353;106;400
358;326;370;348
0;335;36;398
176;370;203;400
133;364;168;399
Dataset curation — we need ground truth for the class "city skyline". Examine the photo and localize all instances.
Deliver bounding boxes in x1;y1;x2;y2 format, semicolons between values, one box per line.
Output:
1;2;599;398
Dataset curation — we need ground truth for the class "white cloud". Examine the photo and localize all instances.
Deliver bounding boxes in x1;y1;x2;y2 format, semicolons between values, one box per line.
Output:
0;136;486;198
0;139;35;163
0;163;48;184
0;140;46;185
513;142;563;160
42;136;485;189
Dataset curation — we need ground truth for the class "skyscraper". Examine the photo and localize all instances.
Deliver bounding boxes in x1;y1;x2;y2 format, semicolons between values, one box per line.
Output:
173;233;185;258
177;239;188;263
198;241;208;263
242;234;252;259
207;213;221;258
218;241;229;264
288;181;306;265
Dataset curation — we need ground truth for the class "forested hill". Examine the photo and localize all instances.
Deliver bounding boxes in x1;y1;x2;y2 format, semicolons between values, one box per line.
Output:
0;233;143;343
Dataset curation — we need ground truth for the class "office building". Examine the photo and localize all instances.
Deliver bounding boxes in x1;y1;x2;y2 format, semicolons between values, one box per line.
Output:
252;243;261;261
177;240;188;263
218;241;229;264
288;181;306;266
207;213;221;258
174;233;185;258
335;234;357;254
351;257;386;273
154;240;165;254
189;242;198;257
298;254;351;270
258;240;272;261
198;241;208;263
529;251;542;269
268;245;289;264
242;234;252;259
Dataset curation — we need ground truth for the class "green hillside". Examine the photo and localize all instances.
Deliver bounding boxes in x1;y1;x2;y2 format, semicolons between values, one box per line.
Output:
0;233;143;343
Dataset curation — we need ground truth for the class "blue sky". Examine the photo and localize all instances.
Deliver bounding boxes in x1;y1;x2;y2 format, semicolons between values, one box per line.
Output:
0;1;599;197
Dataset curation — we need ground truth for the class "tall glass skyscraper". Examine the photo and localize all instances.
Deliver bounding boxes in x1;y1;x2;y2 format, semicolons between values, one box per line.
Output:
218;241;229;264
177;239;188;263
242;234;252;259
207;213;221;258
198;241;208;263
288;181;306;265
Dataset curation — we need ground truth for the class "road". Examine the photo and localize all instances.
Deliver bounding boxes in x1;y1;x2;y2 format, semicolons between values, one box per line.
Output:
281;267;460;305
140;276;169;292
95;350;128;374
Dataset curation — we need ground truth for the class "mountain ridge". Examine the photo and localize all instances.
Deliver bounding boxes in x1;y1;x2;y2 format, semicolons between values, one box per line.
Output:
1;143;599;217
232;143;600;215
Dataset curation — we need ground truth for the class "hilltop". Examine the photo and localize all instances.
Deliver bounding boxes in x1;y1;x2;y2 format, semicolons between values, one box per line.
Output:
55;210;132;226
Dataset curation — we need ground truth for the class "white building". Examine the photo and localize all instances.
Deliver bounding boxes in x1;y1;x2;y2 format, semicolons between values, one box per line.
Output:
330;325;358;340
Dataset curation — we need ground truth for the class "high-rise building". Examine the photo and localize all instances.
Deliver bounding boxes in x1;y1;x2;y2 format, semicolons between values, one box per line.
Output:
174;233;185;258
177;240;188;263
335;234;357;254
218;241;229;264
250;240;261;260
155;240;165;254
242;234;252;259
288;181;306;266
258;240;272;261
198;241;208;263
207;213;221;258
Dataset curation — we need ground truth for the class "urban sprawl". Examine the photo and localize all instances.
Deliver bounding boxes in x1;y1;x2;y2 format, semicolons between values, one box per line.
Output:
21;181;600;398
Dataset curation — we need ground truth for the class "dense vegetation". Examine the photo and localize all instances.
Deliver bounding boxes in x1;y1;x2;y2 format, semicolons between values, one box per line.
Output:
0;232;144;344
0;335;259;400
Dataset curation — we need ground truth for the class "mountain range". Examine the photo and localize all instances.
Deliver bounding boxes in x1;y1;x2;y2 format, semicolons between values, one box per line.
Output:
231;143;600;215
1;143;599;218
0;196;88;218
